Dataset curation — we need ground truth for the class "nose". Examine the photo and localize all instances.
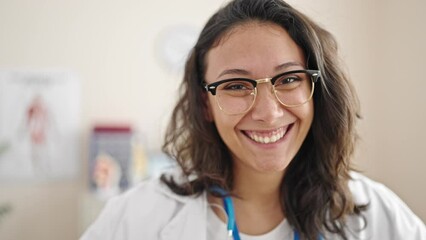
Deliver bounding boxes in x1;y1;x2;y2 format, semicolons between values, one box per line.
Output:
250;83;285;123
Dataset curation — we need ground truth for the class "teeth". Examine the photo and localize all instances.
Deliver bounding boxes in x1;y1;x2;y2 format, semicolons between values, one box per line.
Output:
264;137;270;144
246;128;287;144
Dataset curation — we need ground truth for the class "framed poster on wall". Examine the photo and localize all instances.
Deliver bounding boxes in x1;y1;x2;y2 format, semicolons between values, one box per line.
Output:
88;125;133;199
0;70;80;181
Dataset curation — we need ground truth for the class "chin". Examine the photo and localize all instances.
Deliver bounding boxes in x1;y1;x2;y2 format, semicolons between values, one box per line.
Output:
253;159;291;173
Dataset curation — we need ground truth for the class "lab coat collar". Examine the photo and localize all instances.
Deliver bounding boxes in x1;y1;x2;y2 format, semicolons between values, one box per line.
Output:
152;170;207;239
154;169;201;203
159;191;208;240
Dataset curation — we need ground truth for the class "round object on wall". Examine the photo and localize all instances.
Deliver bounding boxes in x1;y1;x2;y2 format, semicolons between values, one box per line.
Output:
155;24;200;74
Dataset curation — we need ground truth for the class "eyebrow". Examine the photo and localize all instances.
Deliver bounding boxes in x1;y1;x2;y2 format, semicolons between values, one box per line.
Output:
274;61;304;71
216;61;304;79
217;69;250;79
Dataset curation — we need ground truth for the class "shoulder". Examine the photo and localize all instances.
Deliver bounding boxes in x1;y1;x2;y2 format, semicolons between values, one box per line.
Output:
348;171;401;205
113;174;193;210
80;174;206;240
346;172;426;239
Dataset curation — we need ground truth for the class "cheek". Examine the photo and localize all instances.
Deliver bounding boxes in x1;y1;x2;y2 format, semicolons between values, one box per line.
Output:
207;95;227;123
207;96;242;139
292;101;314;130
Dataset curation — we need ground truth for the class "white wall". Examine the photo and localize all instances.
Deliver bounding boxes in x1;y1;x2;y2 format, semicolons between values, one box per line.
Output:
0;0;424;239
367;0;426;221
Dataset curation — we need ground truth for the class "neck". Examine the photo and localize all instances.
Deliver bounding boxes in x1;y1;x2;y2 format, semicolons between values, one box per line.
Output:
232;162;284;203
207;162;286;235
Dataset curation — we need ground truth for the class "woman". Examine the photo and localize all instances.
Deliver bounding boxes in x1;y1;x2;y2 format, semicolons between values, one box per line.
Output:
81;0;426;239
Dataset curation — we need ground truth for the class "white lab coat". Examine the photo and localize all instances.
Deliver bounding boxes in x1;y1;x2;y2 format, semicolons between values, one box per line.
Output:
80;172;426;240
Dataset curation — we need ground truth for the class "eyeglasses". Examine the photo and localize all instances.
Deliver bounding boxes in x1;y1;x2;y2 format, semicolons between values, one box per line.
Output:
203;69;321;115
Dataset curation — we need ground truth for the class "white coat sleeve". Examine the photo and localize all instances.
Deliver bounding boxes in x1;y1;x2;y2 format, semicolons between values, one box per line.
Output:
350;173;426;240
373;183;426;240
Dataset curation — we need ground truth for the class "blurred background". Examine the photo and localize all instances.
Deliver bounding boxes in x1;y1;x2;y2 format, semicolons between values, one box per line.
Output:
0;0;425;239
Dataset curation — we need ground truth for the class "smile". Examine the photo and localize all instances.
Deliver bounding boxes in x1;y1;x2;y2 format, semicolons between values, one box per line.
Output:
244;126;290;144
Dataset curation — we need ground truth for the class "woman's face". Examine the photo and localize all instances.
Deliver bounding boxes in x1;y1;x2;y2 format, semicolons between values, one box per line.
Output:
204;22;314;174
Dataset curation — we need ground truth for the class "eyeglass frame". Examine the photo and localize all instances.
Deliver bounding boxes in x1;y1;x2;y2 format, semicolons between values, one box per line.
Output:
203;69;321;115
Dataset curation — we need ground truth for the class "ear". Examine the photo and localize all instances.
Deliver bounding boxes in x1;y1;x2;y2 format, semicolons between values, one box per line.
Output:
202;92;214;122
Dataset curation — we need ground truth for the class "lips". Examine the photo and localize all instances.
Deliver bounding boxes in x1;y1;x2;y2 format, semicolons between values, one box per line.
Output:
243;125;290;144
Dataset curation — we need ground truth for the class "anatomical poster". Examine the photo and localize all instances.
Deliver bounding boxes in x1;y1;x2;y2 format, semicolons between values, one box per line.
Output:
0;70;80;181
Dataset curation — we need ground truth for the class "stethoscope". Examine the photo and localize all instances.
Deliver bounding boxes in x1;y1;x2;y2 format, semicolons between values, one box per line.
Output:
210;186;323;240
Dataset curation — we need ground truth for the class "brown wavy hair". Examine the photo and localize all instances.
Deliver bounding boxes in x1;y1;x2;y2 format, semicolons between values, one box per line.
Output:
161;0;367;239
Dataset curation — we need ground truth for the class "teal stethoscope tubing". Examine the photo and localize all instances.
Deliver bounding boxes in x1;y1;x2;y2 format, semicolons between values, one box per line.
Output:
210;186;323;240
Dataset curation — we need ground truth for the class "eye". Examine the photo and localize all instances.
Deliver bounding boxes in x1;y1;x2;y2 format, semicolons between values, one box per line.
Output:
274;73;305;90
276;76;300;85
220;81;254;91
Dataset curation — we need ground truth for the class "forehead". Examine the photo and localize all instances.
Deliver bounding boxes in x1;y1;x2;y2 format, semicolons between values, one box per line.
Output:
205;21;306;81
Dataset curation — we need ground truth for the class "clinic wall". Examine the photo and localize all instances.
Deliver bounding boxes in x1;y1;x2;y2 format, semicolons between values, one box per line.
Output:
0;0;424;239
368;0;426;221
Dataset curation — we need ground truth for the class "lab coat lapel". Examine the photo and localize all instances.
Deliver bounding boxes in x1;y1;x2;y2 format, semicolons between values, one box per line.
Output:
159;192;207;240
